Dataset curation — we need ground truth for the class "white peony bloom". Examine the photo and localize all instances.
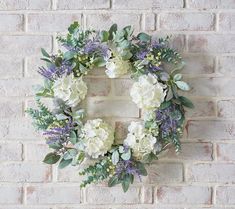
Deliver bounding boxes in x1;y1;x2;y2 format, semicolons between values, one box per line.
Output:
124;121;156;159
53;74;87;107
130;73;166;110
81;119;114;158
105;55;130;78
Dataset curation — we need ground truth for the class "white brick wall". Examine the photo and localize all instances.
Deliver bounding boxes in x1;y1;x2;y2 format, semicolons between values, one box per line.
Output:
0;0;235;208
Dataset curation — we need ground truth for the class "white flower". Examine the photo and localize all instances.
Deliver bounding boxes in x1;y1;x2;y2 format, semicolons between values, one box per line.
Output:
105;55;130;78
53;74;87;107
81;119;114;158
130;73;166;110
124;121;156;159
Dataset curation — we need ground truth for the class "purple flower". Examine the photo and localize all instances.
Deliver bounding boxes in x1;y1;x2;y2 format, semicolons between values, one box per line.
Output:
136;50;148;60
84;39;109;59
44;120;73;145
38;61;73;80
115;160;142;180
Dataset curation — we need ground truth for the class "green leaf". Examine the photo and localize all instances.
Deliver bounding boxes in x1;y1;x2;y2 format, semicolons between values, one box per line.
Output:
173;73;182;81
112;150;119;165
55;57;63;67
137;32;151;42
43;153;60;164
175;81;190;91
109;23;118;40
100;30;109;42
69;131;77;145
40;58;52;63
93;57;106;67
122;175;132;192
136;162;147;176
68;21;79;34
108;175;119;187
58;158;72;169
160;101;171;109
179;96;194;109
48;143;62;150
41;48;50;58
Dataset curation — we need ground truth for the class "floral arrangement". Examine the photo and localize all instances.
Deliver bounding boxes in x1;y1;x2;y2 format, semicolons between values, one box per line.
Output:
27;22;194;192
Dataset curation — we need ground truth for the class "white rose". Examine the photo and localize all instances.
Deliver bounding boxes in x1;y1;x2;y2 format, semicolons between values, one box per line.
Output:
53;74;87;107
130;73;166;110
124;121;156;159
81;119;114;158
105;56;130;78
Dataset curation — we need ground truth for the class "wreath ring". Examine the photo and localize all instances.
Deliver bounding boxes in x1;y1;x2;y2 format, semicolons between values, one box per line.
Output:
27;22;194;192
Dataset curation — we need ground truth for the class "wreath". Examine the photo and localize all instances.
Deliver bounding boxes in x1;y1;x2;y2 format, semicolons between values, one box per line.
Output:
27;22;194;192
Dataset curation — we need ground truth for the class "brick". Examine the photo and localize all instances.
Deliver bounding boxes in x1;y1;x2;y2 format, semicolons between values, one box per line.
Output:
160;13;215;31
0;57;23;79
185;78;235;97
186;99;215;118
0;14;23;32
218;100;235;118
86;14;141;31
85;99;139;118
148;163;183;183
113;79;134;97
26;56;46;78
0;163;51;182
115;120;134;144
188;35;235;53
113;0;183;9
0;100;23;118
0;35;52;56
187;163;235;183
183;55;215;74
216;186;235;204
0;78;40;97
0;119;40;139
28;14;81;32
219;56;235;76
187;120;235;140
188;0;235;9
219;13;235;31
217;143;235;161
164;143;213;161
26;185;81;204
0;207;52;209
57;165;85;182
0;186;22;204
86;186;142;204
25;143;50;161
145;13;156;31
57;0;110;9
0;0;51;10
86;78;111;96
0;142;22;161
157;186;212;204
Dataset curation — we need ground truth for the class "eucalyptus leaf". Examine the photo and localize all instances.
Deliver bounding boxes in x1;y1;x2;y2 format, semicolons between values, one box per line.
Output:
173;73;182;81
109;23;118;40
121;149;131;161
69;131;77;145
175;81;190;91
64;51;76;60
58;158;73;169
112;150;119;165
137;32;151;42
122;174;132;192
